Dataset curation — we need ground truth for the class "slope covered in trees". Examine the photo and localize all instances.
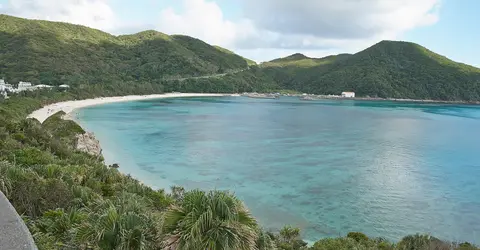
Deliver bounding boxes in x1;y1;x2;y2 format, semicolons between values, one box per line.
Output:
0;15;271;94
263;53;351;68
2;15;480;101
261;41;480;101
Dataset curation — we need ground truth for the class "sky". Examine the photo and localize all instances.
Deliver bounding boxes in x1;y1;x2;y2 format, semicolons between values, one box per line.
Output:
0;0;478;66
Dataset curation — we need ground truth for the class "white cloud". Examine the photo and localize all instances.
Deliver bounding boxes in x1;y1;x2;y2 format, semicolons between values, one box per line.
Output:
158;0;256;48
1;0;117;31
242;0;441;39
0;0;442;61
156;0;441;60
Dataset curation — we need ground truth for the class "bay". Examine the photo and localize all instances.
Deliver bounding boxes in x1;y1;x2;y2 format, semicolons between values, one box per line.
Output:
76;96;480;243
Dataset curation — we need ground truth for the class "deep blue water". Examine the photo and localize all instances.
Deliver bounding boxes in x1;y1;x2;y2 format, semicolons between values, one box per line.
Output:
76;97;480;243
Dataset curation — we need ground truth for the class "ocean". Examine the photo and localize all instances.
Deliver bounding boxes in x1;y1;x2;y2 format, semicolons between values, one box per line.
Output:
76;96;480;243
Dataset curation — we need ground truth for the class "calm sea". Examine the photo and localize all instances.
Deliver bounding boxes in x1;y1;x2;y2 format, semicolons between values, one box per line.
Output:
76;96;480;243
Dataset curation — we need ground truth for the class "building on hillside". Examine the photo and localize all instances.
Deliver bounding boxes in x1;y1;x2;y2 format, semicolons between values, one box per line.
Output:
0;79;5;93
0;79;8;99
5;84;14;92
59;84;70;88
341;91;355;98
17;81;33;92
32;84;53;90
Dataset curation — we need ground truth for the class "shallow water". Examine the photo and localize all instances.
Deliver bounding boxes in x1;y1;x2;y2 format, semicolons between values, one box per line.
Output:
77;97;480;243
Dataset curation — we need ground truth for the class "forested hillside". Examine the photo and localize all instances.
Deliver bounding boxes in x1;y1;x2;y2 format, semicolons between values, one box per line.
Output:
0;14;270;94
2;14;480;100
260;41;480;101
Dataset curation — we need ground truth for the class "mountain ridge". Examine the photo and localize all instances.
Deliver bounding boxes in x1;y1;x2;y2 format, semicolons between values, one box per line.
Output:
262;40;480;100
1;14;480;100
0;14;270;94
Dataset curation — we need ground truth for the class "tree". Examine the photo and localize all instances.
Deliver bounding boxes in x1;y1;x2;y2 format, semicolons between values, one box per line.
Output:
75;199;161;250
276;226;307;250
256;229;277;250
162;189;259;250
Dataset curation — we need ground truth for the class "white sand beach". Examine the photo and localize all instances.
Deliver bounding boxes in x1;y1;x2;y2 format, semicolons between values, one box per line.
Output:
28;93;228;123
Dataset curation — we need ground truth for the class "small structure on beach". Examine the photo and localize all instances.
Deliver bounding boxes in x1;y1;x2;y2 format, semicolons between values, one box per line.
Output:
341;92;355;98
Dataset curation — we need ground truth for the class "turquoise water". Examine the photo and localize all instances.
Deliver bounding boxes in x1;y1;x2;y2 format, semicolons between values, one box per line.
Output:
76;97;480;243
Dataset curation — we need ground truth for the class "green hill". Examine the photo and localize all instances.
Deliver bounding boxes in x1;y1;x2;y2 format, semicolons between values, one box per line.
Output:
262;41;480;100
2;14;480;101
0;14;261;94
263;53;351;68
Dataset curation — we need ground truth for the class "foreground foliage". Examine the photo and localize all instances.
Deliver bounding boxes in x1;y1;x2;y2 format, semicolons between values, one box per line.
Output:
162;189;258;249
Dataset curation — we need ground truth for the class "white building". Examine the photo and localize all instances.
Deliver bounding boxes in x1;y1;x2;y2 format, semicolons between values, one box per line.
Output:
5;84;14;92
17;81;33;92
341;91;355;98
59;84;70;88
0;79;5;92
32;84;53;90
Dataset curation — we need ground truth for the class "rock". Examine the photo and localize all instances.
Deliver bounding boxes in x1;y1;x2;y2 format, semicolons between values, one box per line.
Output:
75;132;102;157
109;163;120;169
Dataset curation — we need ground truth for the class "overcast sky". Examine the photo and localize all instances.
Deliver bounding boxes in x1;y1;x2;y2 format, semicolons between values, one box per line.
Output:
0;0;478;66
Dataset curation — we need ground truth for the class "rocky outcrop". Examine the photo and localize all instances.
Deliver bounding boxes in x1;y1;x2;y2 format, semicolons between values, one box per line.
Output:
75;132;102;157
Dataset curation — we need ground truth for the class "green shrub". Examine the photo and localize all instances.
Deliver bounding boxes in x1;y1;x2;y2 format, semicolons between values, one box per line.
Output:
311;237;365;250
14;147;54;166
347;232;369;242
396;234;440;250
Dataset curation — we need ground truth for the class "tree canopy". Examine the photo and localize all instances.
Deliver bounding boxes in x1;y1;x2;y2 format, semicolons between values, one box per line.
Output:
260;41;480;101
2;15;480;100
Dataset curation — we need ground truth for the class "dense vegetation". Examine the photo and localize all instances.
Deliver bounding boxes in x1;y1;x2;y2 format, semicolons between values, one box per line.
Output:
0;15;273;94
260;41;480;101
2;15;480;101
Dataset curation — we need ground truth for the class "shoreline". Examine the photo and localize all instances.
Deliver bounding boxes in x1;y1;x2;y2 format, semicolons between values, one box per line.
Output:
26;92;230;190
299;95;480;105
27;93;228;123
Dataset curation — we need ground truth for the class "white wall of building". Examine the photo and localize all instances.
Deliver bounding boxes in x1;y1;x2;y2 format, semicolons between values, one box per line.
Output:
17;81;33;92
0;79;5;93
341;92;355;98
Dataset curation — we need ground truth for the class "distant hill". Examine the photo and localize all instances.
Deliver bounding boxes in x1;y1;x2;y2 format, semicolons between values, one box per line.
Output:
0;14;262;93
263;53;351;68
261;41;480;101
